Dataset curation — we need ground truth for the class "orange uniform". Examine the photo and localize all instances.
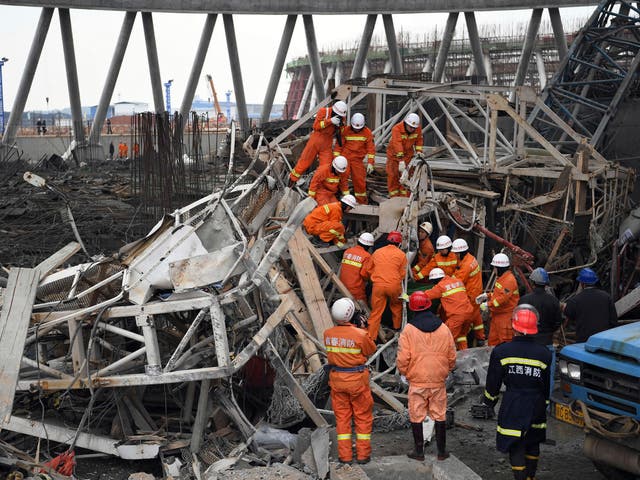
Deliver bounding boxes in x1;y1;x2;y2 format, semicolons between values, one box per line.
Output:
308;164;350;205
334;126;375;204
385;122;423;197
396;311;456;422
324;324;376;463
412;237;435;276
426;276;474;349
302;202;345;246
487;271;520;346
414;252;457;281
340;245;371;301
290;107;338;182
361;244;407;339
453;253;485;341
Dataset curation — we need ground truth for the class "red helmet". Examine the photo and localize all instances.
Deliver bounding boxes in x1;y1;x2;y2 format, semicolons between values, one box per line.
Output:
512;304;539;335
409;291;432;311
387;230;402;244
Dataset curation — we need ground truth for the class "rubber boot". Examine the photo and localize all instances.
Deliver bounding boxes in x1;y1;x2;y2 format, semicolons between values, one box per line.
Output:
407;422;425;461
525;454;538;479
511;468;527;480
435;421;449;460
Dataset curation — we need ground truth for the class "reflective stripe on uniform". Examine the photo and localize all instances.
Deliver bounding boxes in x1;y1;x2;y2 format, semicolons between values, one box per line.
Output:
326;178;339;183
342;259;363;268
495;282;502;289
499;357;548;370
355;192;367;197
326;346;362;354
395;153;404;157
320;120;326;129
342;190;351;196
470;265;481;277
367;154;375;159
337;433;352;441
511;466;526;471
531;423;547;429
441;287;465;297
415;146;423;151
291;170;301;178
413;264;421;272
329;229;343;239
497;426;521;437
525;455;540;460
473;324;484;331
389;189;399;195
336;241;345;247
437;260;457;267
416;272;424;280
455;336;467;343
356;433;371;440
308;190;316;196
493;299;500;307
484;390;498;401
323;205;331;214
345;136;367;141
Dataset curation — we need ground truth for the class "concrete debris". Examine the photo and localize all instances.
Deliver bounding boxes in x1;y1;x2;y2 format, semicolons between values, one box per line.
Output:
0;76;633;480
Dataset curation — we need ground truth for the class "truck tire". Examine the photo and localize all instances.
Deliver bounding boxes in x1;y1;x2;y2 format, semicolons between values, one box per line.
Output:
593;461;639;480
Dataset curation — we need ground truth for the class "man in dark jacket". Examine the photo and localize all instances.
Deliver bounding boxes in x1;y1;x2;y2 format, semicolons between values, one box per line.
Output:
483;304;552;480
563;268;617;343
519;268;561;346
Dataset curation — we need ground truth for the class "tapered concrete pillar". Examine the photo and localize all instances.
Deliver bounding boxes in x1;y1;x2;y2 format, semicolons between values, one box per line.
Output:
88;11;136;144
303;15;325;102
179;14;216;128
223;14;249;132
296;72;313;118
142;12;164;113
548;7;568;62
433;12;458;83
261;15;296;124
464;12;488;81
383;14;403;74
513;8;543;92
2;8;53;146
59;8;85;146
352;14;377;78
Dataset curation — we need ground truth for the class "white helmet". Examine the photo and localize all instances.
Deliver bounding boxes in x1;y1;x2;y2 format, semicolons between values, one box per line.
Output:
491;253;510;268
331;297;355;324
350;113;365;130
435;235;452;250
419;221;433;235
358;232;375;246
429;268;446;280
404;112;420;128
332;155;348;173
341;194;357;209
332;101;347;117
451;238;469;253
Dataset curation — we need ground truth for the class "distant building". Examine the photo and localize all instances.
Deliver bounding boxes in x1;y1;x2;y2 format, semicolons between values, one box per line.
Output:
190;95;284;123
113;101;150;116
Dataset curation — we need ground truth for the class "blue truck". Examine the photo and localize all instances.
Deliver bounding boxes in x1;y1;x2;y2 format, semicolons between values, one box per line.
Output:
557;322;640;479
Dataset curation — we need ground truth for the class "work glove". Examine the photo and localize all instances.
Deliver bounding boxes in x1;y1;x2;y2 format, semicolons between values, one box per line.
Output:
398;161;406;173
400;375;409;386
366;163;375;175
475;293;488;304
479;302;488;312
330;116;341;126
399;292;410;302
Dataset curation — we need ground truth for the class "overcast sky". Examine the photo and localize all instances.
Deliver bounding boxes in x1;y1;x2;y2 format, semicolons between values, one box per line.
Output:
0;6;593;112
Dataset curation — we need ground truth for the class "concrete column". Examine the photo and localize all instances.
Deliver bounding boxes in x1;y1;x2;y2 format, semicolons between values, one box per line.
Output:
535;50;547;89
88;11;136;144
383;14;403;74
433;12;458;83
261;15;296;124
223;14;249;132
59;9;85;146
464;12;488;81
352;14;377;78
483;52;493;84
303;15;325;102
142;12;164;113
548;7;569;62
296;72;313;118
335;61;343;86
513;8;543;90
362;60;369;78
2;8;53;146
422;56;432;73
179;14;216;127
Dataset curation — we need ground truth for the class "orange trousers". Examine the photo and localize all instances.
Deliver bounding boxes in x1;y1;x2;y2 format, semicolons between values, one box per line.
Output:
368;283;402;340
469;304;486;341
305;221;345;244
331;381;373;462
488;312;514;346
445;313;471;350
385;158;409;197
290;136;333;181
408;385;447;422
346;159;368;204
314;191;339;206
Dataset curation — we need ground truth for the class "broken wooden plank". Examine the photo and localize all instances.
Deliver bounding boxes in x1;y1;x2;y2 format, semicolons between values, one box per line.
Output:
35;242;81;279
369;381;405;414
0;268;40;424
432;179;500;199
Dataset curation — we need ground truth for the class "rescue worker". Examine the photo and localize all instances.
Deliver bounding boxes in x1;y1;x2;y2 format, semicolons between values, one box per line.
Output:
563;267;617;343
483;304;552;480
425;268;474;350
308;155;350;205
334;113;375;204
290;100;348;183
360;231;407;341
415;221;435;268
339;232;374;302
324;298;376;465
386;112;423;197
477;253;520;346
451;238;486;344
519;268;561;347
303;195;357;247
414;235;457;281
397;291;456;462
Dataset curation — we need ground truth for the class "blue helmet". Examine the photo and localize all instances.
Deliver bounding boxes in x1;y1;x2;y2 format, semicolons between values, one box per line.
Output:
529;267;549;286
577;267;598;285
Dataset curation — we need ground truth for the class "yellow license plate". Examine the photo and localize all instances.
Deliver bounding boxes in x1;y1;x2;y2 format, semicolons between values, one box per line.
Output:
554;402;585;427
